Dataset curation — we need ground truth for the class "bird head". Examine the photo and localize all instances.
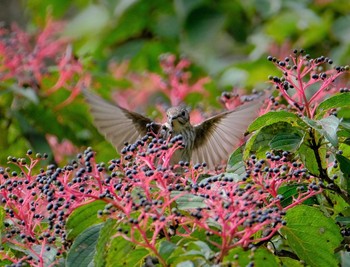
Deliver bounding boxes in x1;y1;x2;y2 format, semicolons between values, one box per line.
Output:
166;106;190;131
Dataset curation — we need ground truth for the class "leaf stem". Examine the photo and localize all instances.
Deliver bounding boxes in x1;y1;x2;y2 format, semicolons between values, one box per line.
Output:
308;129;350;204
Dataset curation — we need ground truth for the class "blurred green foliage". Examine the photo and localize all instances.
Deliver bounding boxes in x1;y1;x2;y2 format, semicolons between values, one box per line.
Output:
25;0;350;82
0;0;349;165
0;2;350;265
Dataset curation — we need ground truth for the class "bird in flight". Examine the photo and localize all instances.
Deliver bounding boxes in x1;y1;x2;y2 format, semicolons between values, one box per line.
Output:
83;90;260;169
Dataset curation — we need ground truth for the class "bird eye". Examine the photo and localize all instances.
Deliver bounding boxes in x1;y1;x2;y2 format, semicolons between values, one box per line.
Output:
181;110;186;117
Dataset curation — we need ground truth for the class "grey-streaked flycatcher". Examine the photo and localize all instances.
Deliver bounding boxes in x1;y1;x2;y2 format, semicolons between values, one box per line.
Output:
83;90;260;169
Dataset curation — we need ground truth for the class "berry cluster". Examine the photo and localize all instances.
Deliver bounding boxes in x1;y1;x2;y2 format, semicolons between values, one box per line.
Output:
267;49;349;118
0;130;321;265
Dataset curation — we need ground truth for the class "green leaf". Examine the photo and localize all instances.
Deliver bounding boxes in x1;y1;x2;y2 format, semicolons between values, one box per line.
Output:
303;116;340;147
176;261;195;267
167;240;214;266
64;5;109;38
278;185;317;207
106;236;148;267
171;191;208;210
336;154;350;176
280;257;304;267
183;228;221;252
158;240;177;261
298;142;327;176
269;132;303;151
28;245;59;266
66;200;106;240
316;94;350;118
66;223;104;267
340;251;350;267
0;259;12;266
9;86;39;104
326;192;350;218
340;122;350;131
185;241;214;259
338;108;350;121
318;116;340;147
337;143;350;190
338;129;350;140
224;246;279;266
281;205;342;267
111;39;145;61
335;216;350;225
226;146;246;178
4;239;58;265
94;219;117;267
244;122;301;159
0;206;5;242
336;154;350;192
247;111;303;133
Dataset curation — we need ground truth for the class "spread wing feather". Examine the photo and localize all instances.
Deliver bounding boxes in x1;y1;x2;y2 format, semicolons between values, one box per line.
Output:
192;102;260;169
83;90;160;152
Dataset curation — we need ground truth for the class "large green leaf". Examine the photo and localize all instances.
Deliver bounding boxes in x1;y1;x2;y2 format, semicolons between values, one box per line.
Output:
66;223;104;267
244;122;301;159
28;245;59;267
9;86;39;104
340;251;350;267
336;154;350;177
224;246;279;266
278;185;317;207
106;236;148;267
303;116;340;147
337;143;350;191
279;257;304;267
336;154;350;192
0;259;12;267
226;146;246;178
171;191;208;210
94;219;117;267
167;240;214;266
298;142;327;177
247;111;304;133
0;207;5;242
269;132;303;151
281;205;342;267
66;200;106;240
158;240;177;261
185;241;214;259
318;116;341;147
316;94;350;119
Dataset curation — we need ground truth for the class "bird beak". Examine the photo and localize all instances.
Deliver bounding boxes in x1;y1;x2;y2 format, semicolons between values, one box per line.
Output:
170;115;178;121
170;115;181;128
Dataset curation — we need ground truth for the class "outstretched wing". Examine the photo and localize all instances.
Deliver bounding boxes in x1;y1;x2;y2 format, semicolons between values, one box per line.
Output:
83;90;160;152
192;102;260;169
